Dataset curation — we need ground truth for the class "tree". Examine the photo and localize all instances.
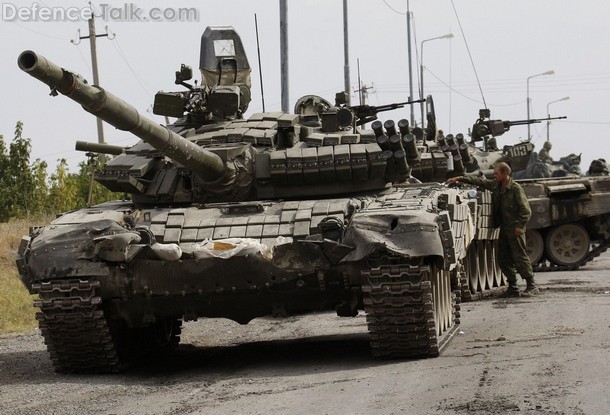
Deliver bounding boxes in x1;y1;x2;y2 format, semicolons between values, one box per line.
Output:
8;122;36;218
47;159;79;213
30;159;50;216
0;121;127;221
0;133;10;222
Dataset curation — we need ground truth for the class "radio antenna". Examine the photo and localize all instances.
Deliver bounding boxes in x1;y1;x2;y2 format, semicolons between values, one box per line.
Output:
254;14;266;112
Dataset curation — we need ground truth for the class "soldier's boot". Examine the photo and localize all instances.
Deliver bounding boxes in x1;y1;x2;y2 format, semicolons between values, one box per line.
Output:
522;278;540;297
500;284;521;298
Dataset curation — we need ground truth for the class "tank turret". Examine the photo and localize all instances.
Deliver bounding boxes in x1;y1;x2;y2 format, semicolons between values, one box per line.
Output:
19;49;431;206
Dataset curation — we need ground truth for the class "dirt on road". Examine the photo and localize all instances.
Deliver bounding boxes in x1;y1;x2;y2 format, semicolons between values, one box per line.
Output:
1;255;609;415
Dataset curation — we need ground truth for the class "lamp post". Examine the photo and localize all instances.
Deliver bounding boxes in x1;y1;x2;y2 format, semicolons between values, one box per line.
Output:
420;33;453;127
546;96;570;141
526;69;554;140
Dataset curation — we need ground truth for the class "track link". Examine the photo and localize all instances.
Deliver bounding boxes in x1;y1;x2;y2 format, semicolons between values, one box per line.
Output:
361;257;458;359
32;279;123;373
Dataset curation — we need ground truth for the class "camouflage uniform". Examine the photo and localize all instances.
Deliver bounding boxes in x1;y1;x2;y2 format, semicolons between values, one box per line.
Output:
460;175;534;288
538;143;553;164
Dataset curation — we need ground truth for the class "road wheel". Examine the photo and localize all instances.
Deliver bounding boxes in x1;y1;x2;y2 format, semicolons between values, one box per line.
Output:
465;243;479;293
491;240;504;287
484;240;495;289
544;224;590;267
476;240;488;291
526;229;544;264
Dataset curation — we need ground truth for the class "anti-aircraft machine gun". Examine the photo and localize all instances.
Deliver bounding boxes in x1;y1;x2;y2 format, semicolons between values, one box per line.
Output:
470;108;567;143
468;108;567;172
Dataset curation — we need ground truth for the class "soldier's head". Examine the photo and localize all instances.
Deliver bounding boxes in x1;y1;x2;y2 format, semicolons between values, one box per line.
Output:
543;141;552;150
493;162;512;183
487;137;498;150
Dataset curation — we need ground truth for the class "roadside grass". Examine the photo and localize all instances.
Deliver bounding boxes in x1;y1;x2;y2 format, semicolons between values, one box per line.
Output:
0;220;39;334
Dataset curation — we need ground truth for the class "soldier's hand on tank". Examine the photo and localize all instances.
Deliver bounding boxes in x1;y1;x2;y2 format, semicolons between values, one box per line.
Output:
445;176;462;186
515;227;524;237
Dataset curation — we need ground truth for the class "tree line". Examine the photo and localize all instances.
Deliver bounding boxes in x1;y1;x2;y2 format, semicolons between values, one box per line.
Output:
0;122;122;222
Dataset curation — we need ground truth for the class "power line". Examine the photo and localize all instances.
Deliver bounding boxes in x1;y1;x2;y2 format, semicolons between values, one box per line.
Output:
382;0;406;15
9;21;68;41
110;36;154;98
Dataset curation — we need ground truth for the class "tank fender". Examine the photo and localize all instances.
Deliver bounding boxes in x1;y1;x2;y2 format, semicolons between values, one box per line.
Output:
341;210;445;262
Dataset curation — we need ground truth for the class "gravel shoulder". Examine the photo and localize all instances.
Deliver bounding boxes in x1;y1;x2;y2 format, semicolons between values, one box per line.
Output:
1;255;609;415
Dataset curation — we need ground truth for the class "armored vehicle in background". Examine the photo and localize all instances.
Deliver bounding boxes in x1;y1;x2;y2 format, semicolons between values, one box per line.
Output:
16;27;509;373
521;177;610;271
439;110;610;275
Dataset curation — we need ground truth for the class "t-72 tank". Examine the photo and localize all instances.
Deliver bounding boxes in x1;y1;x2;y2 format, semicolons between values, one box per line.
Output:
16;27;503;373
520;177;610;271
437;110;610;277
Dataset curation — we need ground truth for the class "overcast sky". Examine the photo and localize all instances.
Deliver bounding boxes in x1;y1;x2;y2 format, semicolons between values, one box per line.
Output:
1;0;609;173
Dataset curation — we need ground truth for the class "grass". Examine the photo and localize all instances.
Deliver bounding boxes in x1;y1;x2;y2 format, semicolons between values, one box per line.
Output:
0;219;40;334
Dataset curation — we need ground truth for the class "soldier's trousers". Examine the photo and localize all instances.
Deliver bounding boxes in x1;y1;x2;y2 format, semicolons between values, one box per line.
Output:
498;227;534;286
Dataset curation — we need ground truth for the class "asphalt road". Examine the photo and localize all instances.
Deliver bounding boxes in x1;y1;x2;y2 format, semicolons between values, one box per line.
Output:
1;254;609;415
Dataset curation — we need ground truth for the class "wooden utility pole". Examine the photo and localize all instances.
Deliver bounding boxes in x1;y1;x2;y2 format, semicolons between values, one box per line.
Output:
72;9;113;143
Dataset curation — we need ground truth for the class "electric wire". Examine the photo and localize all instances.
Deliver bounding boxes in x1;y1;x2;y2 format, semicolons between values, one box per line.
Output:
450;0;486;109
110;36;154;99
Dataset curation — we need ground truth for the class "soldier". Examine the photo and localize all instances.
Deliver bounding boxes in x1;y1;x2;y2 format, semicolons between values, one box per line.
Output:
538;140;553;164
446;162;539;297
586;158;609;176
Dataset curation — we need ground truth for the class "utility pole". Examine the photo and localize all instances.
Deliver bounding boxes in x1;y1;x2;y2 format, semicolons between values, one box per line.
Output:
357;83;373;106
406;0;414;126
71;7;114;143
279;0;289;112
342;0;351;105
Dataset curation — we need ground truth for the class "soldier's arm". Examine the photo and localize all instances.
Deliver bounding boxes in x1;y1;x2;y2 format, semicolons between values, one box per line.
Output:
456;175;496;191
515;186;532;229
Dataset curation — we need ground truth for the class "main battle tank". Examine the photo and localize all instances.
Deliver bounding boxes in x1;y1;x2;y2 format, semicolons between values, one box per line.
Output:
520;177;610;271
459;110;610;272
437;110;610;277
16;27;504;373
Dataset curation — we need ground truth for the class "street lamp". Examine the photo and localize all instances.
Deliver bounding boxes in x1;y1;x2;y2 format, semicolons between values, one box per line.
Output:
546;96;570;141
526;70;554;140
420;33;453;127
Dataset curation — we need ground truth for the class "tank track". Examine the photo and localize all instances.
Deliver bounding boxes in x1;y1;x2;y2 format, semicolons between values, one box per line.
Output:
361;257;459;358
532;238;610;272
32;279;123;373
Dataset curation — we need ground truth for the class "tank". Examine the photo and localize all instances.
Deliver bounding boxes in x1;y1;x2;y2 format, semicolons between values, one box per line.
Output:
436;110;610;281
457;110;610;272
16;27;508;373
519;177;610;271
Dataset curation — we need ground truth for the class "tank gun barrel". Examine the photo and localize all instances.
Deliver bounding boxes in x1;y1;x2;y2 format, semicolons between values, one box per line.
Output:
75;141;124;155
506;115;567;127
18;50;226;182
351;98;426;126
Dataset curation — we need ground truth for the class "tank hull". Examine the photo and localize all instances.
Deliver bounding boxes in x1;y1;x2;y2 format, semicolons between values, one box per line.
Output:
519;176;610;270
17;184;489;372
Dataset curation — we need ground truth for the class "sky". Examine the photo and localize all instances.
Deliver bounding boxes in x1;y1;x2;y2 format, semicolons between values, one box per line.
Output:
1;0;610;174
